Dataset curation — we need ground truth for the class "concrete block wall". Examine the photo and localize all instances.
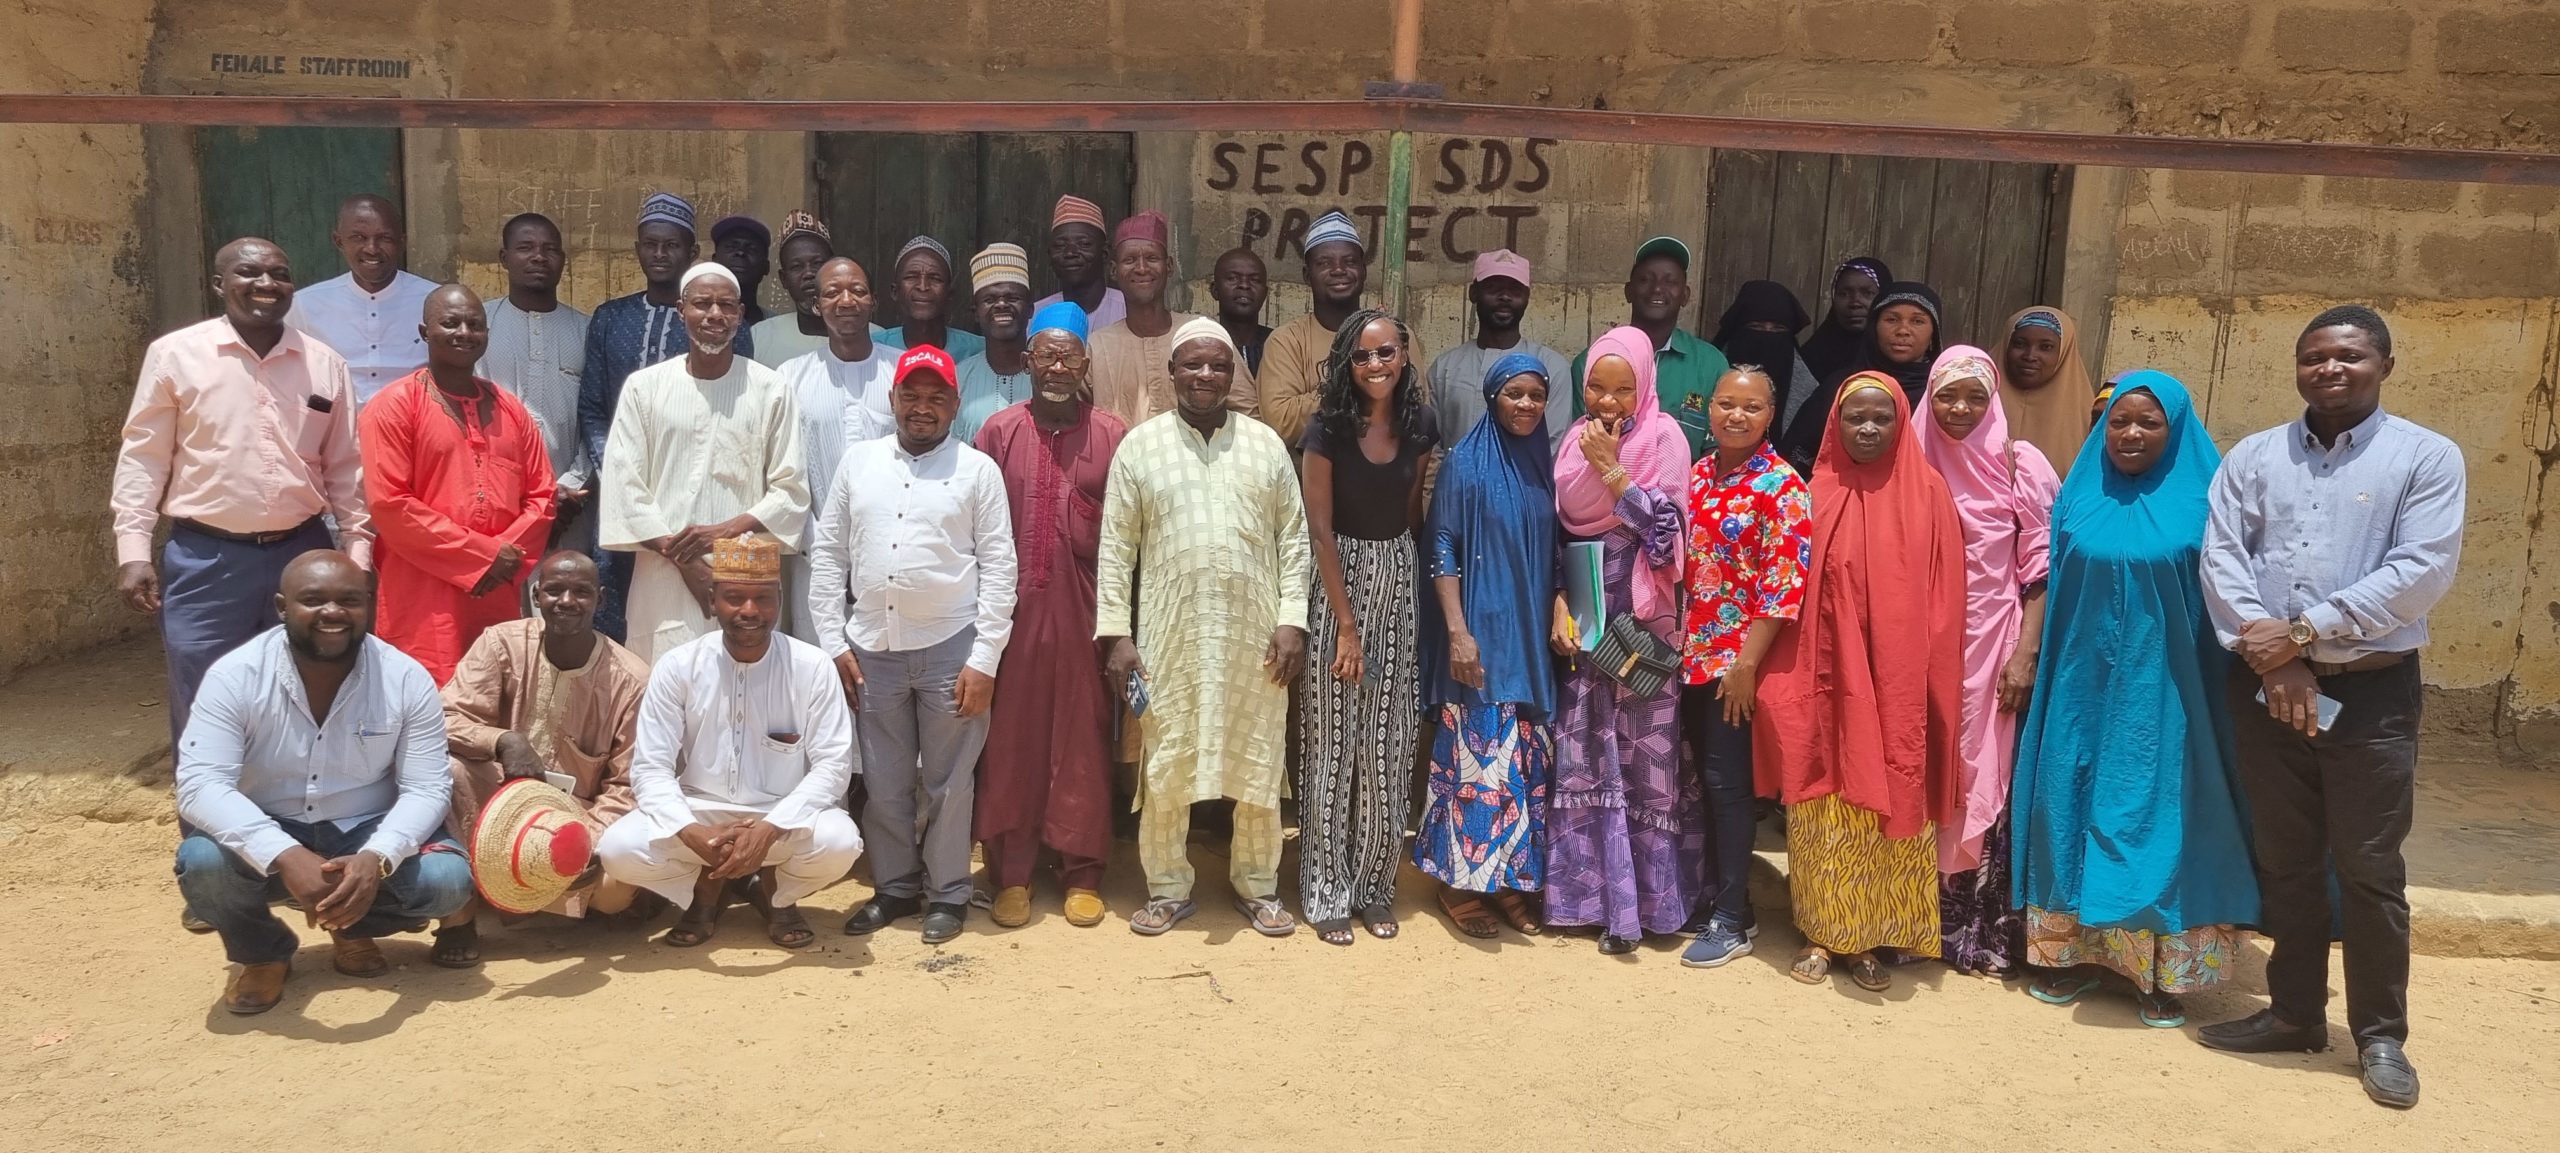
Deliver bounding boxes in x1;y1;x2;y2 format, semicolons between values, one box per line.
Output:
9;1;2558;744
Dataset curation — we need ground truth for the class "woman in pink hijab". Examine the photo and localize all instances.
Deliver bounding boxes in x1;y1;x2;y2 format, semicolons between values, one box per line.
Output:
1545;325;1702;955
1917;344;2061;977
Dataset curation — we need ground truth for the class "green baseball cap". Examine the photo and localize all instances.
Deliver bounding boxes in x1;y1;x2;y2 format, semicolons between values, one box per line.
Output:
1634;235;1691;270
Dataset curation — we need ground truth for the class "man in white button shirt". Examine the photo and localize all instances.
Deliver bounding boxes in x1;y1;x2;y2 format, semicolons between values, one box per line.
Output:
287;194;439;406
173;550;466;1015
596;535;861;951
812;344;1018;945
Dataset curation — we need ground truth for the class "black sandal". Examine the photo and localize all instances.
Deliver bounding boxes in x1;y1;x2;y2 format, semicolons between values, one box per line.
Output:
766;905;816;950
1360;903;1399;940
429;922;482;969
1314;917;1356;946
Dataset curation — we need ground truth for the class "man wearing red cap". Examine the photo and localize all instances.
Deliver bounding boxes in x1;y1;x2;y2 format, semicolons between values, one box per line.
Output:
1427;249;1574;445
1035;194;1126;331
810;345;1019;945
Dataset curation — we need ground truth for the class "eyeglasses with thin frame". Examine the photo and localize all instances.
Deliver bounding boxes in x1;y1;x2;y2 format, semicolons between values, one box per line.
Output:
1347;344;1402;367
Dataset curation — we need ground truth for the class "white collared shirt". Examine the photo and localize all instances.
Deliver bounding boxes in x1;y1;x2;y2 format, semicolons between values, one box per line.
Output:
173;628;452;874
288;269;441;404
808;433;1018;673
627;631;856;833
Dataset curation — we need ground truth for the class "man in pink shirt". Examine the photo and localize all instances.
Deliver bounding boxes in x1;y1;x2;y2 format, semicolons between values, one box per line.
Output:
112;236;373;752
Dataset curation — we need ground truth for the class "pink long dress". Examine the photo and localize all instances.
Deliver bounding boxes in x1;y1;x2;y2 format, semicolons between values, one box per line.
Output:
1917;348;2059;873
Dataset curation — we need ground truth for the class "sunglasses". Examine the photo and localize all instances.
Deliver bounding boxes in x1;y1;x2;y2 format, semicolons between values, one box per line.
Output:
1347;344;1402;367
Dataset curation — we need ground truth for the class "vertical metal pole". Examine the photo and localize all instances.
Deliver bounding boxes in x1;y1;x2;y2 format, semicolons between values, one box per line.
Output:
1381;0;1423;316
1384;130;1412;316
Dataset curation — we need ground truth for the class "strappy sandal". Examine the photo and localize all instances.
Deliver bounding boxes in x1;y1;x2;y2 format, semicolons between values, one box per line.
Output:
1847;952;1893;992
1439;890;1502;939
1359;902;1399;940
1490;891;1541;935
1789;946;1832;984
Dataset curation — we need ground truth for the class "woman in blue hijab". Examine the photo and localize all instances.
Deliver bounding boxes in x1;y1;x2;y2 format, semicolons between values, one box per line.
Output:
2010;370;2260;1028
1415;352;1563;939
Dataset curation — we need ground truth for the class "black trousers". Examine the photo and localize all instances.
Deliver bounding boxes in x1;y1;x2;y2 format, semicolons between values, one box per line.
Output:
1679;680;1757;928
2224;658;2420;1048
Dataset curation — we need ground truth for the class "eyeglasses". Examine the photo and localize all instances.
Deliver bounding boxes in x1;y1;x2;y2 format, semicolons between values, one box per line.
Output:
1347;344;1402;367
1032;351;1089;369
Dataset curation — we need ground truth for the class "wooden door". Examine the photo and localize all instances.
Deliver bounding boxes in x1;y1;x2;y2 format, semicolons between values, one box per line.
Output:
1702;150;2066;347
814;132;1134;301
195;126;403;286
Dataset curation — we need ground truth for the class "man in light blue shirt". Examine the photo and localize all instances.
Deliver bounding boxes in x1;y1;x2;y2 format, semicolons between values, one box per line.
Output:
2197;305;2465;1110
174;551;467;1015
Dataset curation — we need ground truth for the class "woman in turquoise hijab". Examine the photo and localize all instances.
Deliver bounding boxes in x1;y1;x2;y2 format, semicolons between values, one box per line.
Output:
2010;370;2259;1028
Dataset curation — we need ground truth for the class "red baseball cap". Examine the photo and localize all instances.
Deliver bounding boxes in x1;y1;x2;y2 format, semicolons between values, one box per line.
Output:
895;345;957;389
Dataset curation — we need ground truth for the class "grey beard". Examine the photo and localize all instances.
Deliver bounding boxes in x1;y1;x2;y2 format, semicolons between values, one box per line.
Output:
693;337;735;357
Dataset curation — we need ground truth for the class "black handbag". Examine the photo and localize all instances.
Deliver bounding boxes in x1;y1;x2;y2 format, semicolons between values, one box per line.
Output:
1593;614;1680;698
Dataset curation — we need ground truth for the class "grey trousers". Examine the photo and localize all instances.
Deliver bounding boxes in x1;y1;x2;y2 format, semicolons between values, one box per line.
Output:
854;626;987;906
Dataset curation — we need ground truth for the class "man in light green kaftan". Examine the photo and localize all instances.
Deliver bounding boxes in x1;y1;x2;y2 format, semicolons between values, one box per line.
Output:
1097;316;1310;939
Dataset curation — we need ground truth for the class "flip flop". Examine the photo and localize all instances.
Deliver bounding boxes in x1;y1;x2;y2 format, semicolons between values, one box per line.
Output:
1789;947;1832;985
2138;991;2188;1029
1439;891;1501;939
429;923;483;969
1234;896;1298;938
1848;953;1893;992
1128;897;1195;937
2030;974;2103;1005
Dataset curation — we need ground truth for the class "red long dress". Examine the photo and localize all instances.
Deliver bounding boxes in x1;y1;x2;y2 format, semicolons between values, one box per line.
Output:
970;400;1127;891
359;369;556;682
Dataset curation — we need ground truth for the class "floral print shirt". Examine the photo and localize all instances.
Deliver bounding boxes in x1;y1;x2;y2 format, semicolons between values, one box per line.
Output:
1680;443;1812;683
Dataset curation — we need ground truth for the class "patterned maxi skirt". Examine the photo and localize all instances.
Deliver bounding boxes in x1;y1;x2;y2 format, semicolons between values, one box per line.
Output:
1297;533;1422;924
1414;703;1550;893
1939;811;2024;975
2024;909;2248;994
1787;792;1942;957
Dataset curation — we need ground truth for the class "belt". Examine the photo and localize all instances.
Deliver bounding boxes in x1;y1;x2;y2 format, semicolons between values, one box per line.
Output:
2307;650;2409;677
175;517;319;546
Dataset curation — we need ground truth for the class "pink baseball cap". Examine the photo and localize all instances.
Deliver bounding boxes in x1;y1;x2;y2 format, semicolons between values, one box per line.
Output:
1471;248;1533;287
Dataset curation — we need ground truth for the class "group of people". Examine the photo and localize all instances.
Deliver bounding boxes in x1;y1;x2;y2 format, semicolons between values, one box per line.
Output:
112;188;2461;1111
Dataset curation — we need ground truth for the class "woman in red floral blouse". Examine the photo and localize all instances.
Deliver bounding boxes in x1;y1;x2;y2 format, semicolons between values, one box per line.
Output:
1675;364;1813;969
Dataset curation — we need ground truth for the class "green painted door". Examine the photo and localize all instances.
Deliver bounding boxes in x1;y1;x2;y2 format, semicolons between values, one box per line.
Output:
195;126;403;286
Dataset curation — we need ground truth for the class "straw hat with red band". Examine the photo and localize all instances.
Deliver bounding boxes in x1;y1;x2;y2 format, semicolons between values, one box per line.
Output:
470;778;601;915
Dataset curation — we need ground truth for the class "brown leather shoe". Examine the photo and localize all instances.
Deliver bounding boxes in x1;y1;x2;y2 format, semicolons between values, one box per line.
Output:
223;961;289;1015
330;932;388;978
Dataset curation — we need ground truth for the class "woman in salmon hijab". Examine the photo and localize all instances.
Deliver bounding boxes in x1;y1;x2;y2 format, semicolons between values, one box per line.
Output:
1545;325;1702;955
1916;346;2062;978
1999;306;2099;480
1754;372;1966;992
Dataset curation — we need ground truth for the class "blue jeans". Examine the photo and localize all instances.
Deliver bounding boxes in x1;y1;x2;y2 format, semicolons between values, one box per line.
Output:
176;815;472;965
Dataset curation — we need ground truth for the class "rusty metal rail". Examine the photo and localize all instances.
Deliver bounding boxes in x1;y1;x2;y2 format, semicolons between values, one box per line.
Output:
1;94;2553;185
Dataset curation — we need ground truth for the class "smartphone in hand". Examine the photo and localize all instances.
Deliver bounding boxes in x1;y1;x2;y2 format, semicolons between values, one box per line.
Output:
1127;672;1152;718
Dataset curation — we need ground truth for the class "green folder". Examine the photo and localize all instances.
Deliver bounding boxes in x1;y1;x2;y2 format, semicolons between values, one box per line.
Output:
1564;541;1606;653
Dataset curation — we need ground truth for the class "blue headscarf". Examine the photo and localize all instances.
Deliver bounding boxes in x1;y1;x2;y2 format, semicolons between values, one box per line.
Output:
2010;370;2259;934
1029;300;1090;344
1419;352;1561;716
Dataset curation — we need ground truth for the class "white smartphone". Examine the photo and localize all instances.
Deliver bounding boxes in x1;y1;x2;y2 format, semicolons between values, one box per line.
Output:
542;770;577;793
2256;688;2343;734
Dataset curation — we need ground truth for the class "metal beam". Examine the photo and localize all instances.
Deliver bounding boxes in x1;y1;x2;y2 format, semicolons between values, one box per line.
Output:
1;94;2552;185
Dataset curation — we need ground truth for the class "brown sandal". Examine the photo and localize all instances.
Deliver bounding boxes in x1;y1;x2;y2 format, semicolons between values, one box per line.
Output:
1848;952;1893;992
1439;890;1501;939
1490;891;1542;935
1789;946;1832;985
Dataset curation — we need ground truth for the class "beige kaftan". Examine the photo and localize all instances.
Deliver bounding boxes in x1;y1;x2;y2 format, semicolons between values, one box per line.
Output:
1088;313;1259;430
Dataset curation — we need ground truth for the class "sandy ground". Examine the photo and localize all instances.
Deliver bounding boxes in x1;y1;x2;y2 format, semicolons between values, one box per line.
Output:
1;817;2553;1153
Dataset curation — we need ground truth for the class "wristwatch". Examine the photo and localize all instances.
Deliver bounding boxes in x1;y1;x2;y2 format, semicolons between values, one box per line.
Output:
2287;616;2316;649
374;852;395;881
